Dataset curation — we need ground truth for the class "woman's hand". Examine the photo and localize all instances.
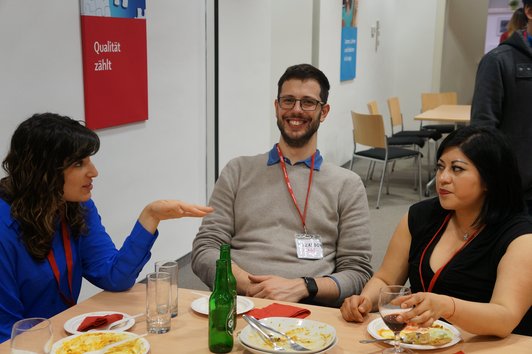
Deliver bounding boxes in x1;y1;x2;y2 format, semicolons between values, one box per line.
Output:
139;200;213;233
397;292;454;327
340;295;372;322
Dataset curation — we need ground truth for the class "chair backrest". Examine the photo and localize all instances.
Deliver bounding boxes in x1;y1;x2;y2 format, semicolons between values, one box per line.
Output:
367;100;379;114
386;97;403;131
421;92;458;112
351;111;386;149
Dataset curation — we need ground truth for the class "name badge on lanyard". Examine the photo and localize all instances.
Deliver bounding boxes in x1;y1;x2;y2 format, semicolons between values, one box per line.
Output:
295;234;324;259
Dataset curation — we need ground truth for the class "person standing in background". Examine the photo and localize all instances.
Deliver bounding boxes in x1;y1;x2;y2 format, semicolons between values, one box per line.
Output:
471;0;532;215
499;7;527;43
500;7;527;43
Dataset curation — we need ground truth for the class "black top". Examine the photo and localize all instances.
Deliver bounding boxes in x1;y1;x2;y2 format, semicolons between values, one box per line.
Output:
407;198;532;336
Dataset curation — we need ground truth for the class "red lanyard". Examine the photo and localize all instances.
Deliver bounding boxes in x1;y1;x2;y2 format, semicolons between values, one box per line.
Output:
418;213;480;293
276;144;315;234
47;220;76;307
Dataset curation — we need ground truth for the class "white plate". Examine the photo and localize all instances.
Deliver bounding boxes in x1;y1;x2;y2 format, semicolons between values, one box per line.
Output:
63;311;134;334
367;318;461;350
239;335;338;354
191;296;254;315
239;317;336;353
50;331;149;354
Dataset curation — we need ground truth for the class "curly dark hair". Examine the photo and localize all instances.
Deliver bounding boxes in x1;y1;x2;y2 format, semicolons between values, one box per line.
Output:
0;113;100;260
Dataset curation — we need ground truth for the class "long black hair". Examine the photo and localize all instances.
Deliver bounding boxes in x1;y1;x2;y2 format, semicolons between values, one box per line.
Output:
0;113;100;260
436;125;525;227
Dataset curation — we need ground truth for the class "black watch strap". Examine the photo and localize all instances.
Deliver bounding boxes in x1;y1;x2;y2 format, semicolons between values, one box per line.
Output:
302;277;318;300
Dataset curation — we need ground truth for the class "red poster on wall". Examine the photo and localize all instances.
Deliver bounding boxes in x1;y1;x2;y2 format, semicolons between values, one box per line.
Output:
80;0;148;129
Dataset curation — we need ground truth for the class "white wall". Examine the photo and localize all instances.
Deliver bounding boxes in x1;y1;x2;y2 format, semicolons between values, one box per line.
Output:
218;1;273;168
0;1;208;300
218;0;441;167
218;0;492;167
485;8;513;52
441;0;489;104
317;0;441;165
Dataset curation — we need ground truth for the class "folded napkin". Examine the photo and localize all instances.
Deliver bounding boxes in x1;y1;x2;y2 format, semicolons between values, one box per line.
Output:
77;313;124;332
246;303;310;320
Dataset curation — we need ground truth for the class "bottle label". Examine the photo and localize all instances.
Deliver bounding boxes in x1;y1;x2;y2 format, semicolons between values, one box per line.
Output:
226;304;235;335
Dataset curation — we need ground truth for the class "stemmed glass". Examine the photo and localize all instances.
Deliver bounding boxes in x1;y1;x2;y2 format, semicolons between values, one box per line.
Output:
378;285;414;354
10;318;53;354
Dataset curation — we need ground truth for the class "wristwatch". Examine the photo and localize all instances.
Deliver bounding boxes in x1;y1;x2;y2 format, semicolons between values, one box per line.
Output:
302;277;318;300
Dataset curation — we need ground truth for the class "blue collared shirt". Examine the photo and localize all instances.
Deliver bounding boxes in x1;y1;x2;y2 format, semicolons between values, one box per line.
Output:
267;144;323;170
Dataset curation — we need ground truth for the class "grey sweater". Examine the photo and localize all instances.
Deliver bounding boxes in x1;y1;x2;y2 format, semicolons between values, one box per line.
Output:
191;152;372;307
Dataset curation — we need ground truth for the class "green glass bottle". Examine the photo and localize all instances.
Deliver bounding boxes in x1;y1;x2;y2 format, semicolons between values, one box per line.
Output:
219;244;237;330
208;259;234;353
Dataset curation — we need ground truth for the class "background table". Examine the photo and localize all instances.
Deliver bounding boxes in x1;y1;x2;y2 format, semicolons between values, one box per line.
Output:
1;284;530;353
414;105;471;124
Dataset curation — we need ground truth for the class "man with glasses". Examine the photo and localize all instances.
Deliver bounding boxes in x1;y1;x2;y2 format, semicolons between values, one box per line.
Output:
192;64;372;307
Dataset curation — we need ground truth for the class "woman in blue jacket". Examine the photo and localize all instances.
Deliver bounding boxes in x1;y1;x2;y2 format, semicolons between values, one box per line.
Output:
0;113;212;342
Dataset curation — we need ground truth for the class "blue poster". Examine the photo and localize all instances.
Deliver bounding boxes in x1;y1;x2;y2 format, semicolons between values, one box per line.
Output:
340;27;357;81
340;0;358;81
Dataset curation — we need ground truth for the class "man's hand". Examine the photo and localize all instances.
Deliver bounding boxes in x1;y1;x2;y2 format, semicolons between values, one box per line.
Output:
340;295;372;322
246;274;308;303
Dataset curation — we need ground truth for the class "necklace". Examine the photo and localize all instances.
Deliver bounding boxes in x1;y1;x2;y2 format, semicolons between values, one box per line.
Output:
452;215;476;241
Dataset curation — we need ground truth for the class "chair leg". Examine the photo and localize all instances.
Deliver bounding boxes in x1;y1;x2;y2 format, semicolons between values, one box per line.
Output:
376;162;386;209
369;161;376;180
427;140;432;180
366;161;377;181
349;155;354;170
418;153;423;200
413;155;418;191
425;176;435;197
385;163;391;195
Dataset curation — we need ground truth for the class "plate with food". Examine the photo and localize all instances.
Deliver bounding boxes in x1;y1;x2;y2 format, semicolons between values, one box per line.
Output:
239;335;338;354
239;317;336;353
191;295;254;315
50;331;149;354
63;311;135;334
367;318;461;350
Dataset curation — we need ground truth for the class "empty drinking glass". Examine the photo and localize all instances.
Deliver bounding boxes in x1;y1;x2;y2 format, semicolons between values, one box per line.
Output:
155;260;178;317
146;272;172;334
11;317;53;354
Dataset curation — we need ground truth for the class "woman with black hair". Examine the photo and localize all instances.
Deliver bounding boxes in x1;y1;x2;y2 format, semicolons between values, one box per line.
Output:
0;113;213;342
341;126;532;337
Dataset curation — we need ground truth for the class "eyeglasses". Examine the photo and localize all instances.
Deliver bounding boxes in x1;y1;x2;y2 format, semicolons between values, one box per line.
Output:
278;96;324;111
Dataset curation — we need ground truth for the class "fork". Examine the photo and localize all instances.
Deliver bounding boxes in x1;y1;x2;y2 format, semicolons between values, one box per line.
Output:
106;312;144;331
243;314;311;352
242;314;285;351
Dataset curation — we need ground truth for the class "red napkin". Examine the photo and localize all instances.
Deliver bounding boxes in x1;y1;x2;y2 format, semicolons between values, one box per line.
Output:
246;303;311;320
76;313;124;332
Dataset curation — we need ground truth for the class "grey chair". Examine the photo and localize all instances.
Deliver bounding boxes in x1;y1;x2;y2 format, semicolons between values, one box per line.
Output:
350;111;422;209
